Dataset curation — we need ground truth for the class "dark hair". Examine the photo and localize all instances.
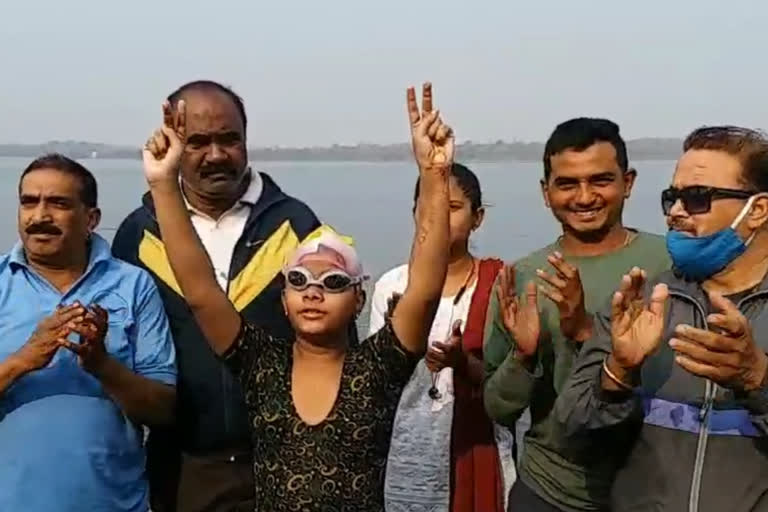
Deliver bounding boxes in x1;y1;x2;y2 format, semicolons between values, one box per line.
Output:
167;80;247;131
413;162;482;212
683;125;768;192
543;117;628;180
19;153;98;208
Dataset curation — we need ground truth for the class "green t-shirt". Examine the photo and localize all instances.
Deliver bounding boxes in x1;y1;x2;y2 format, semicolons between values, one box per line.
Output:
483;230;670;511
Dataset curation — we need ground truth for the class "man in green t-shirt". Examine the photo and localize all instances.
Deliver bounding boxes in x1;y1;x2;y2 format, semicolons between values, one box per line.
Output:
483;118;670;511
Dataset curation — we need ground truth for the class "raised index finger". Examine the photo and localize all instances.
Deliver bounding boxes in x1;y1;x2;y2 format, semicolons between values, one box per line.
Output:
175;99;187;141
406;87;420;126
162;101;174;130
421;82;433;114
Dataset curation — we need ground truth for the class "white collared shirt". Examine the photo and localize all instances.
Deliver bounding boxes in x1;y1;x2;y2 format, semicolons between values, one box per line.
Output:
183;169;263;291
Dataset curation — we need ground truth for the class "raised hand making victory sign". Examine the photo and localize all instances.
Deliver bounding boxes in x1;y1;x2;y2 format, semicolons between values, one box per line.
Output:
405;83;459;390
396;82;456;353
406;82;454;170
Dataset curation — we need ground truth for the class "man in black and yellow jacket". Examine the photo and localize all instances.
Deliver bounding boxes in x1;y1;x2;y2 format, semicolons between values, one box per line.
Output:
113;80;324;512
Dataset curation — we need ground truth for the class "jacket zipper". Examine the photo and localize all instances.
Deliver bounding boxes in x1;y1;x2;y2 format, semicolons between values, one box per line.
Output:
669;291;712;512
670;289;768;512
222;230;259;444
222;241;238;442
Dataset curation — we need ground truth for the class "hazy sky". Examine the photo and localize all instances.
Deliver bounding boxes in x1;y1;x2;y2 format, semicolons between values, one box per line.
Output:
3;0;768;147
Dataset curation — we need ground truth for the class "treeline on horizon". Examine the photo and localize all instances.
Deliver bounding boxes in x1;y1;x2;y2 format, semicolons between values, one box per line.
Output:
0;138;684;162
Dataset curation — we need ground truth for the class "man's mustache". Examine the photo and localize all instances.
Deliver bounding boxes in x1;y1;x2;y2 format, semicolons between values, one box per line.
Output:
26;223;62;235
200;165;237;178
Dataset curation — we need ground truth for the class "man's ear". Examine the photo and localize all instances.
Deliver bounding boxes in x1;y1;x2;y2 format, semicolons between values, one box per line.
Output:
623;168;638;199
747;194;768;231
87;207;102;234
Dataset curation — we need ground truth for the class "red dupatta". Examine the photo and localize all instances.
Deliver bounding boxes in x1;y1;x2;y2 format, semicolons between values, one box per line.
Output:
450;258;506;512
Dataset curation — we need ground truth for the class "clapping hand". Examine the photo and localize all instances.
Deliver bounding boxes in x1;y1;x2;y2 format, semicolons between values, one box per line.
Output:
12;304;86;373
670;291;768;391
610;267;669;370
426;320;464;372
497;265;540;360
536;252;591;342
61;305;110;375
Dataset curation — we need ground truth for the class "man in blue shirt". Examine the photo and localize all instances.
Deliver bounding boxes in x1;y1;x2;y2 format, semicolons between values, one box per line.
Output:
0;154;177;511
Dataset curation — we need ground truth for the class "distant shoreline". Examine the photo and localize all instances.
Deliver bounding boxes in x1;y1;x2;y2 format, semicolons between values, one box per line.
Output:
0;138;685;162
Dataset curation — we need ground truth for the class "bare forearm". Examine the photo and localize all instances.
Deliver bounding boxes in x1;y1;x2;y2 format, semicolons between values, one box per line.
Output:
408;168;450;301
148;180;240;353
149;180;218;306
94;357;176;426
0;356;26;396
394;167;450;353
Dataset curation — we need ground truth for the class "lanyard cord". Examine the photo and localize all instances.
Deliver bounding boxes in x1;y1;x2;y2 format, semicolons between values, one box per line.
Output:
429;259;476;400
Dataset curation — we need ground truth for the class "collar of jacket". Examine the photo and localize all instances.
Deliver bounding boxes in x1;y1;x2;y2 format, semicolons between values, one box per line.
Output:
663;266;768;308
140;171;289;228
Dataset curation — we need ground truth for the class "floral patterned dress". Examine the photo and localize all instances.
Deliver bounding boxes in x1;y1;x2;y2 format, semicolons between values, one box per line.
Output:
221;318;418;511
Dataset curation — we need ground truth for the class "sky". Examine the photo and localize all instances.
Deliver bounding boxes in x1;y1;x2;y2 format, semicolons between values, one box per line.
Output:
2;0;768;147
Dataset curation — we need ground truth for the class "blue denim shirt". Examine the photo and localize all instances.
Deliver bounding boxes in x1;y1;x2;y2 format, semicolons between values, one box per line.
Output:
0;234;176;511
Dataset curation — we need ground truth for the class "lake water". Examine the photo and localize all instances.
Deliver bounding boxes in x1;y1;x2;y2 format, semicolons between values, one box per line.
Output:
0;157;676;330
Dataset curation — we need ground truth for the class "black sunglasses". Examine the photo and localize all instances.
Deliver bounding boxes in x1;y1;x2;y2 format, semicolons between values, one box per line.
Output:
661;186;755;215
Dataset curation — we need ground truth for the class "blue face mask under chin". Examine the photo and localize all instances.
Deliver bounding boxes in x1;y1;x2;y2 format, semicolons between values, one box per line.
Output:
665;196;757;281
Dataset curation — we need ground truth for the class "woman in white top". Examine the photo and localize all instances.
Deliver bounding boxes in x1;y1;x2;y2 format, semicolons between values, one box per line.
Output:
369;163;516;512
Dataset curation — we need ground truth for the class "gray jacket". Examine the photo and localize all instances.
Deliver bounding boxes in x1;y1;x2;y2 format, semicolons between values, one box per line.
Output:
556;269;768;512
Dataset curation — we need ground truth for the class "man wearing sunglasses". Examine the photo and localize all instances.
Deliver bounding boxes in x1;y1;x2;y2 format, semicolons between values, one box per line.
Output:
558;126;768;512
